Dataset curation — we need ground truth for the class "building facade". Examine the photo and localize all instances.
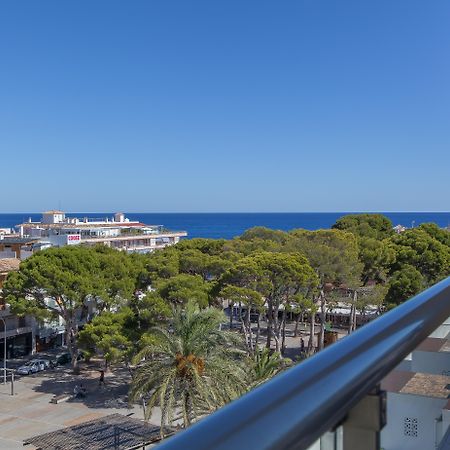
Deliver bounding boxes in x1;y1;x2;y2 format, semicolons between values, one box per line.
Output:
0;258;35;359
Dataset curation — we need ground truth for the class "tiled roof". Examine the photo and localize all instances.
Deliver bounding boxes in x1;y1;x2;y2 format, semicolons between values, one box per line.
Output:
400;372;450;399
23;414;171;450
383;370;450;399
0;237;39;244
0;258;20;273
381;370;450;399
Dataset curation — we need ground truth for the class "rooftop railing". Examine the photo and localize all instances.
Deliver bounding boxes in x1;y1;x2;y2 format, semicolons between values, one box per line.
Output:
157;276;450;450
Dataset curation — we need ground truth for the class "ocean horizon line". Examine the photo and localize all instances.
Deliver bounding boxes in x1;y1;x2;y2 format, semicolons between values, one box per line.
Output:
1;210;450;215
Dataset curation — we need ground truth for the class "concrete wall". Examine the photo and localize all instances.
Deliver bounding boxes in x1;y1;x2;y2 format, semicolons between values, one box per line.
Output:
395;359;412;372
381;393;446;450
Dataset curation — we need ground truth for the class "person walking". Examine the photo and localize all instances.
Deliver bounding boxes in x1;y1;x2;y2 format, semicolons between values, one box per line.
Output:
99;369;106;387
300;338;305;353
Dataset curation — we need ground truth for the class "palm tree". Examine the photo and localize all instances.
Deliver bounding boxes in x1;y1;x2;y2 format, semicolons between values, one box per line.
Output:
248;347;286;388
129;306;248;435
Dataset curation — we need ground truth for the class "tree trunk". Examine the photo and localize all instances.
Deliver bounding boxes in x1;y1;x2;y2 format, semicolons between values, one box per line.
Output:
307;310;315;354
294;312;301;337
256;313;261;348
246;306;254;354
273;333;280;353
65;317;79;372
352;303;357;332
266;302;273;349
318;295;326;351
183;393;191;428
348;303;354;335
348;290;357;334
241;309;251;353
272;302;281;353
281;309;287;355
229;301;233;329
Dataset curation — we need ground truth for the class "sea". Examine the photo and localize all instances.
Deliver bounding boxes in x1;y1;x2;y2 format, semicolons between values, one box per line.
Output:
0;212;449;240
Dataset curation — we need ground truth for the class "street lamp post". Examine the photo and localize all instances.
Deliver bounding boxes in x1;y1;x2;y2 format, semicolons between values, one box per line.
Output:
0;318;6;384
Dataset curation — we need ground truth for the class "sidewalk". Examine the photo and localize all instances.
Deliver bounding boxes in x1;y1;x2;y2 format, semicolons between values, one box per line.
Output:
0;361;160;449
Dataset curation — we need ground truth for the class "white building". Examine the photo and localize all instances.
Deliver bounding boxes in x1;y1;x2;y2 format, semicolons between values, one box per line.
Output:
381;371;450;450
16;211;187;254
380;320;450;450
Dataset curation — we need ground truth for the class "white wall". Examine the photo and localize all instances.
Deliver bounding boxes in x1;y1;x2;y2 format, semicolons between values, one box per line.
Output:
429;318;450;339
20;250;33;260
381;393;446;450
411;350;450;376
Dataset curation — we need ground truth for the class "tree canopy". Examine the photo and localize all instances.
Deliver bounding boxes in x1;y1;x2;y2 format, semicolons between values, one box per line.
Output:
332;213;394;240
3;245;141;368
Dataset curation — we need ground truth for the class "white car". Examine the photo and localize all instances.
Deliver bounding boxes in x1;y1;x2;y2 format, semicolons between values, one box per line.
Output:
17;361;41;375
30;359;47;371
32;359;50;370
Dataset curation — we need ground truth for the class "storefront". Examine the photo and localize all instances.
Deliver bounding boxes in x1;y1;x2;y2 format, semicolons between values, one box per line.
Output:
0;332;33;359
36;331;64;352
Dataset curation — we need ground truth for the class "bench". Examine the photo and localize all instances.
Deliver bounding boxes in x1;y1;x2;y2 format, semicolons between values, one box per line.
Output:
50;393;72;404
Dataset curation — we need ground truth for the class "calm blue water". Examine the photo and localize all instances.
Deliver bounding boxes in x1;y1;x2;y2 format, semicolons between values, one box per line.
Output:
0;212;449;239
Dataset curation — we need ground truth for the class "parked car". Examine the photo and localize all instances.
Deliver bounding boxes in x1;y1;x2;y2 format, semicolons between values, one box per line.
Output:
39;359;51;369
54;351;84;366
17;361;41;375
55;352;71;366
30;359;49;371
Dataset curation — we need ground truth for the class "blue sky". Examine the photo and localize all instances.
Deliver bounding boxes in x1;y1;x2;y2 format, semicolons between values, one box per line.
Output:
1;1;449;212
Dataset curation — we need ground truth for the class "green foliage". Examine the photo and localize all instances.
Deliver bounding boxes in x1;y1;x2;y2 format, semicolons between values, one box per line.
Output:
288;229;362;286
418;223;450;248
128;291;172;332
389;228;450;284
129;307;247;433
142;248;180;283
156;274;211;309
386;265;424;308
219;285;264;311
247;348;284;387
289;293;317;314
175;238;227;255
79;309;131;364
220;251;318;297
332;214;393;240
3;245;142;367
358;237;397;283
240;227;290;245
177;249;232;280
224;237;284;256
79;290;172;364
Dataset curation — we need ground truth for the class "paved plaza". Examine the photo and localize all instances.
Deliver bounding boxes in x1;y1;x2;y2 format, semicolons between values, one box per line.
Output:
0;362;158;450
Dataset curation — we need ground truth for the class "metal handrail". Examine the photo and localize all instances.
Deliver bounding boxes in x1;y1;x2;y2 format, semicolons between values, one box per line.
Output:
157;276;450;450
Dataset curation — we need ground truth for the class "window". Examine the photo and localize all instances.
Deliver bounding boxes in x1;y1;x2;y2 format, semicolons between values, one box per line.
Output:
404;417;418;437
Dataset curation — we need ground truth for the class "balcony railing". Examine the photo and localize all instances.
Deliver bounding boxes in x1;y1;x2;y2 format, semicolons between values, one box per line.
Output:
156;276;450;450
